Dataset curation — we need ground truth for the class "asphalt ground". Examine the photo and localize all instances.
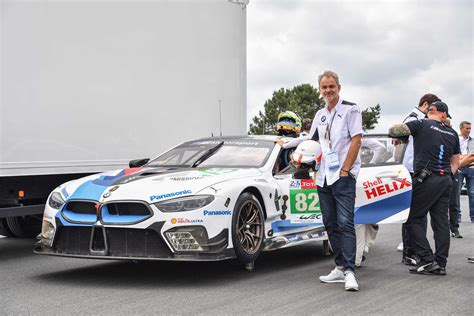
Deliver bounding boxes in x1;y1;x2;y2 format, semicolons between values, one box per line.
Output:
1;196;473;315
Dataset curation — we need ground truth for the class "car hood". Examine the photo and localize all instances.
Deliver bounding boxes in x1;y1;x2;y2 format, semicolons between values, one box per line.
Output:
59;167;262;204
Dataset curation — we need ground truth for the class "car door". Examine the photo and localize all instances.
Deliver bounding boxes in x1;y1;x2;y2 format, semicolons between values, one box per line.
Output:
271;135;410;235
355;135;411;224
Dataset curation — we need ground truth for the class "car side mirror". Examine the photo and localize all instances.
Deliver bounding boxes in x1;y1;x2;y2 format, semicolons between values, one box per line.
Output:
129;158;150;168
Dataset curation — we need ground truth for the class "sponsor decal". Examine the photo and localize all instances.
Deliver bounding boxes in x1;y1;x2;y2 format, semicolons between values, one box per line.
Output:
169;176;204;181
203;210;232;216
61;188;69;199
110;186;120;192
290;213;323;224
150;189;192;202
321;116;326;122
289;179;316;189
290;189;321;214
195;141;259;146
363;177;411;200
197;168;238;177
254;178;267;183
287;235;300;242
170;218;203;224
289;180;301;188
301;179;316;189
102;192;111;198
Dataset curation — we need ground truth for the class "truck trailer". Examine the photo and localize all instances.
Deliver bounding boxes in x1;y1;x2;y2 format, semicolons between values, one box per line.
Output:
0;0;248;237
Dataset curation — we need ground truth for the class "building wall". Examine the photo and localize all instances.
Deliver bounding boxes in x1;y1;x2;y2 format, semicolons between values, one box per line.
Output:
0;0;247;176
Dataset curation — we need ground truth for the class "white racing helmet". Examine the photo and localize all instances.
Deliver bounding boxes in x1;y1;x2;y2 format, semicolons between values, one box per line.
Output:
293;140;322;164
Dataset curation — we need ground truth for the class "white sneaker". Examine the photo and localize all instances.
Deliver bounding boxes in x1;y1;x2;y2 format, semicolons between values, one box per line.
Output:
397;241;403;252
344;271;359;291
319;267;345;283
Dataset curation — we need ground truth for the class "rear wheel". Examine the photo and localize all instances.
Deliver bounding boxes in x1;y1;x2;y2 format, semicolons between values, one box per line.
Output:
231;192;265;264
0;218;15;237
5;215;42;238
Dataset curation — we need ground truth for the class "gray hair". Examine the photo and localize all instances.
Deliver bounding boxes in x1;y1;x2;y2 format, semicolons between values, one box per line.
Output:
318;70;340;86
460;121;471;129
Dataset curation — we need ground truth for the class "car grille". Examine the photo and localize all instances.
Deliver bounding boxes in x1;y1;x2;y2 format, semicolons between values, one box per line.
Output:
54;226;172;258
101;202;153;224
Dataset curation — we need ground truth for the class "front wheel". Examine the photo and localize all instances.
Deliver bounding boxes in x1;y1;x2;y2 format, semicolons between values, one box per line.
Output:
231;192;265;264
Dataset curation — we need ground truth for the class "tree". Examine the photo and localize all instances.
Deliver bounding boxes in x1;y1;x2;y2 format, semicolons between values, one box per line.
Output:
249;84;324;135
249;84;381;134
361;104;381;131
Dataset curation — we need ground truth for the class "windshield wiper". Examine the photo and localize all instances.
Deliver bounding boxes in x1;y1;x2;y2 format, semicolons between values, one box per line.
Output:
191;141;225;168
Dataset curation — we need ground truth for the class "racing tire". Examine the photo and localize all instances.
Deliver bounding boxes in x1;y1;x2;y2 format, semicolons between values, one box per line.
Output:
231;192;265;264
0;218;15;237
5;215;42;238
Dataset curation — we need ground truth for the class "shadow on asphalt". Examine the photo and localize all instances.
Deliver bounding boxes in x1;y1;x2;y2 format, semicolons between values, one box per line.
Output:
31;243;333;288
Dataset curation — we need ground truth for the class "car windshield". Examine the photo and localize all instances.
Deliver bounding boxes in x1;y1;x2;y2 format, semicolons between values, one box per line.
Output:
360;135;407;166
147;139;275;168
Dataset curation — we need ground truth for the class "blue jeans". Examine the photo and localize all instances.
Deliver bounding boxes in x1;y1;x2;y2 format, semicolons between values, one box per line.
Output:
458;167;474;220
318;176;357;273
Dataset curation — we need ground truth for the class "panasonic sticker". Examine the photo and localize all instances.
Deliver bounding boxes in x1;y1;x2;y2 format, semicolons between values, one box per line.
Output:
150;189;192;202
203;210;232;216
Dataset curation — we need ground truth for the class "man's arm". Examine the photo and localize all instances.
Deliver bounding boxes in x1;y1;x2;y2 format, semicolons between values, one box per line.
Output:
388;123;411;137
460;153;474;167
341;134;362;176
450;154;460;175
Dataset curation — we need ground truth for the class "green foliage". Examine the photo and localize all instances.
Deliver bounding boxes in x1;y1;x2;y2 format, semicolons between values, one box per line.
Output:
249;84;381;134
248;84;324;135
361;104;381;131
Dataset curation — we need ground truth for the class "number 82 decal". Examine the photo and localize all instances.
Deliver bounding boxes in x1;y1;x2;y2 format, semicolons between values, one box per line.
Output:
289;189;321;214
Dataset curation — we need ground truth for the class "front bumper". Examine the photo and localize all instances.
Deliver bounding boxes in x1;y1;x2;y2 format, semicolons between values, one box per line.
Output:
34;220;234;262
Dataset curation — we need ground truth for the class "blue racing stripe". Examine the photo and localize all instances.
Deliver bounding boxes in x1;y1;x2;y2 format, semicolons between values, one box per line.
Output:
68;170;126;201
354;190;411;224
271;220;324;233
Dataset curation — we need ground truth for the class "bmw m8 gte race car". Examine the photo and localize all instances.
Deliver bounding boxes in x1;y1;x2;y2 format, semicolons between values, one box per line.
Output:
35;135;411;267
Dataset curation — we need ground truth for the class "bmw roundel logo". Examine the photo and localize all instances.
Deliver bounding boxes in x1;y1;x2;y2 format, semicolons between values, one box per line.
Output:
321;116;326;122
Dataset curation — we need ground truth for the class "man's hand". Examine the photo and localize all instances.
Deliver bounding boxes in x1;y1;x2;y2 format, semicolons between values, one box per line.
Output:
275;139;285;147
389;123;411;137
340;169;350;177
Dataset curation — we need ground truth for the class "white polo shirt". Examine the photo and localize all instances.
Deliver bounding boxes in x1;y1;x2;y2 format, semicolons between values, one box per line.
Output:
459;135;472;154
402;107;425;173
283;97;363;186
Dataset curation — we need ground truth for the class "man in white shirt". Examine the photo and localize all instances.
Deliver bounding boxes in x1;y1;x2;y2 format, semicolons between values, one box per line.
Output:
457;121;474;222
276;70;363;291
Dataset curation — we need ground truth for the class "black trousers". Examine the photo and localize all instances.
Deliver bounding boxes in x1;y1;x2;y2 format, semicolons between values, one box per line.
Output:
402;173;427;255
406;174;452;267
449;172;460;233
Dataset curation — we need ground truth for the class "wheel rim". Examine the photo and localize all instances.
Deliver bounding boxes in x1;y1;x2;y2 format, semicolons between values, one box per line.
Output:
236;200;264;255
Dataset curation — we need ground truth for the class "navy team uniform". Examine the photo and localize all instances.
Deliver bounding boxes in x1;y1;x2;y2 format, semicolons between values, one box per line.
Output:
405;119;461;270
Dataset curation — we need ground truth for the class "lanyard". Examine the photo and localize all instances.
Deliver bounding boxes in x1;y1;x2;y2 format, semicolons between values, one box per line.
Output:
324;110;337;149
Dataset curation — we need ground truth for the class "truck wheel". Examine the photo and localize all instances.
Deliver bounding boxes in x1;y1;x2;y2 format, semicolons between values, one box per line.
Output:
0;218;15;237
5;216;42;238
231;192;265;264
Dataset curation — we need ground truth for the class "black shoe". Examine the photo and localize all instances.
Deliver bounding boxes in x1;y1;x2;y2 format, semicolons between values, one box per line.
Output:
430;267;446;275
402;254;421;266
409;261;440;274
468;256;474;263
451;231;463;238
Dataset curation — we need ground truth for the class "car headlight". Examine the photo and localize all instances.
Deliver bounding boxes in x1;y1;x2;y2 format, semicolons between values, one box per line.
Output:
48;192;65;210
41;220;55;247
155;195;215;212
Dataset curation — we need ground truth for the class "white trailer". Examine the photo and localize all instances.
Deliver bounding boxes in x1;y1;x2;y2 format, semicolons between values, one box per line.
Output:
0;0;248;236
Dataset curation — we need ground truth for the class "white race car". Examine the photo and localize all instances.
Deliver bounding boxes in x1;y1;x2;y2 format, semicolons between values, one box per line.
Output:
35;135;411;267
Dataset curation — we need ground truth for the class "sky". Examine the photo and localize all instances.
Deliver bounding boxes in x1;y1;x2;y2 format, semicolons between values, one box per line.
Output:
247;0;473;133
